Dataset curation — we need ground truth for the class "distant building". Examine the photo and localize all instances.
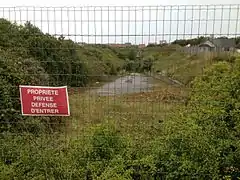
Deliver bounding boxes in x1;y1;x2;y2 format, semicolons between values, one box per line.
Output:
199;38;235;52
159;40;167;44
138;44;145;48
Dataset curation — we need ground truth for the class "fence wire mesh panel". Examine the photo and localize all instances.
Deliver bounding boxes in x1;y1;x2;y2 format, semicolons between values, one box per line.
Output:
1;5;240;179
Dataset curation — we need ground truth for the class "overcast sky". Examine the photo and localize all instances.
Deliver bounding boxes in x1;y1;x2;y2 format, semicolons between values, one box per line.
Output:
0;0;239;44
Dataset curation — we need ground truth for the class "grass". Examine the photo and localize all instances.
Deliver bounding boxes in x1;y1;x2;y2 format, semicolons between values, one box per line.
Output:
76;45;126;82
66;79;187;141
66;48;218;139
143;46;235;85
152;53;210;85
66;50;235;141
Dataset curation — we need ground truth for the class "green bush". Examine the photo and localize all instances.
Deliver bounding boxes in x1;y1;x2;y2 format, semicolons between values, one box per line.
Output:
188;59;240;178
0;124;132;179
151;57;240;179
0;47;50;131
0;19;128;132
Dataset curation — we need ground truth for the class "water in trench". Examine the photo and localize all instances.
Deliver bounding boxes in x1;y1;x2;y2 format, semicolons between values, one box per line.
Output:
93;73;155;96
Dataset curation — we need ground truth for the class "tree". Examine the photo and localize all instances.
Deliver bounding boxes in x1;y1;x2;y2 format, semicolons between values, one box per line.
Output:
142;56;153;72
128;49;137;61
0;48;49;132
171;36;207;46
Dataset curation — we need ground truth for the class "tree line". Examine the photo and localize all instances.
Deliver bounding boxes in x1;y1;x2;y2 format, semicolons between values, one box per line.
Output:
172;36;240;47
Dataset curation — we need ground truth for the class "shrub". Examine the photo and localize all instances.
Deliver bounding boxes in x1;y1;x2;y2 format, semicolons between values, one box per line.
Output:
152;57;240;179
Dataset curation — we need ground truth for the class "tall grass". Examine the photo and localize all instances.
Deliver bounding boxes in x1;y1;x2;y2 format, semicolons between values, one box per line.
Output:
145;49;236;85
66;82;186;140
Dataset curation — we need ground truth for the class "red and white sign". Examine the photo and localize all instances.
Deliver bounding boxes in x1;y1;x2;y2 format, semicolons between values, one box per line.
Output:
19;85;70;116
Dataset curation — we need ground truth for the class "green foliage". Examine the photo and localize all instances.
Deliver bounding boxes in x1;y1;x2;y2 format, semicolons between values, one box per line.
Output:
152;58;240;179
212;53;236;63
0;19;127;131
1;18;240;179
128;49;137;60
76;45;125;82
153;114;221;179
188;60;240;176
172;36;207;46
142;57;153;72
23;22;88;87
0;122;159;179
124;59;141;72
88;124;128;160
0;47;50;131
70;122;133;179
0;132;78;180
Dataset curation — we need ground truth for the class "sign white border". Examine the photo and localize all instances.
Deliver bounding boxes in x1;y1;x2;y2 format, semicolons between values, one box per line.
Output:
19;85;70;116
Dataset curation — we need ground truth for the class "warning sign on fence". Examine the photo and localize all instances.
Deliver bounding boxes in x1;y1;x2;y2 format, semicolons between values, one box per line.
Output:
19;85;70;116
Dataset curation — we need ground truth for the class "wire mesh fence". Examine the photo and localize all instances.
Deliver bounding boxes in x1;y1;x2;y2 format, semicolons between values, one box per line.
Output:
1;5;240;179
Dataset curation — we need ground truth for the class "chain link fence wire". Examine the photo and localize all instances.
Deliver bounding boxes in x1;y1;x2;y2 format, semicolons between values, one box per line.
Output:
0;5;240;179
